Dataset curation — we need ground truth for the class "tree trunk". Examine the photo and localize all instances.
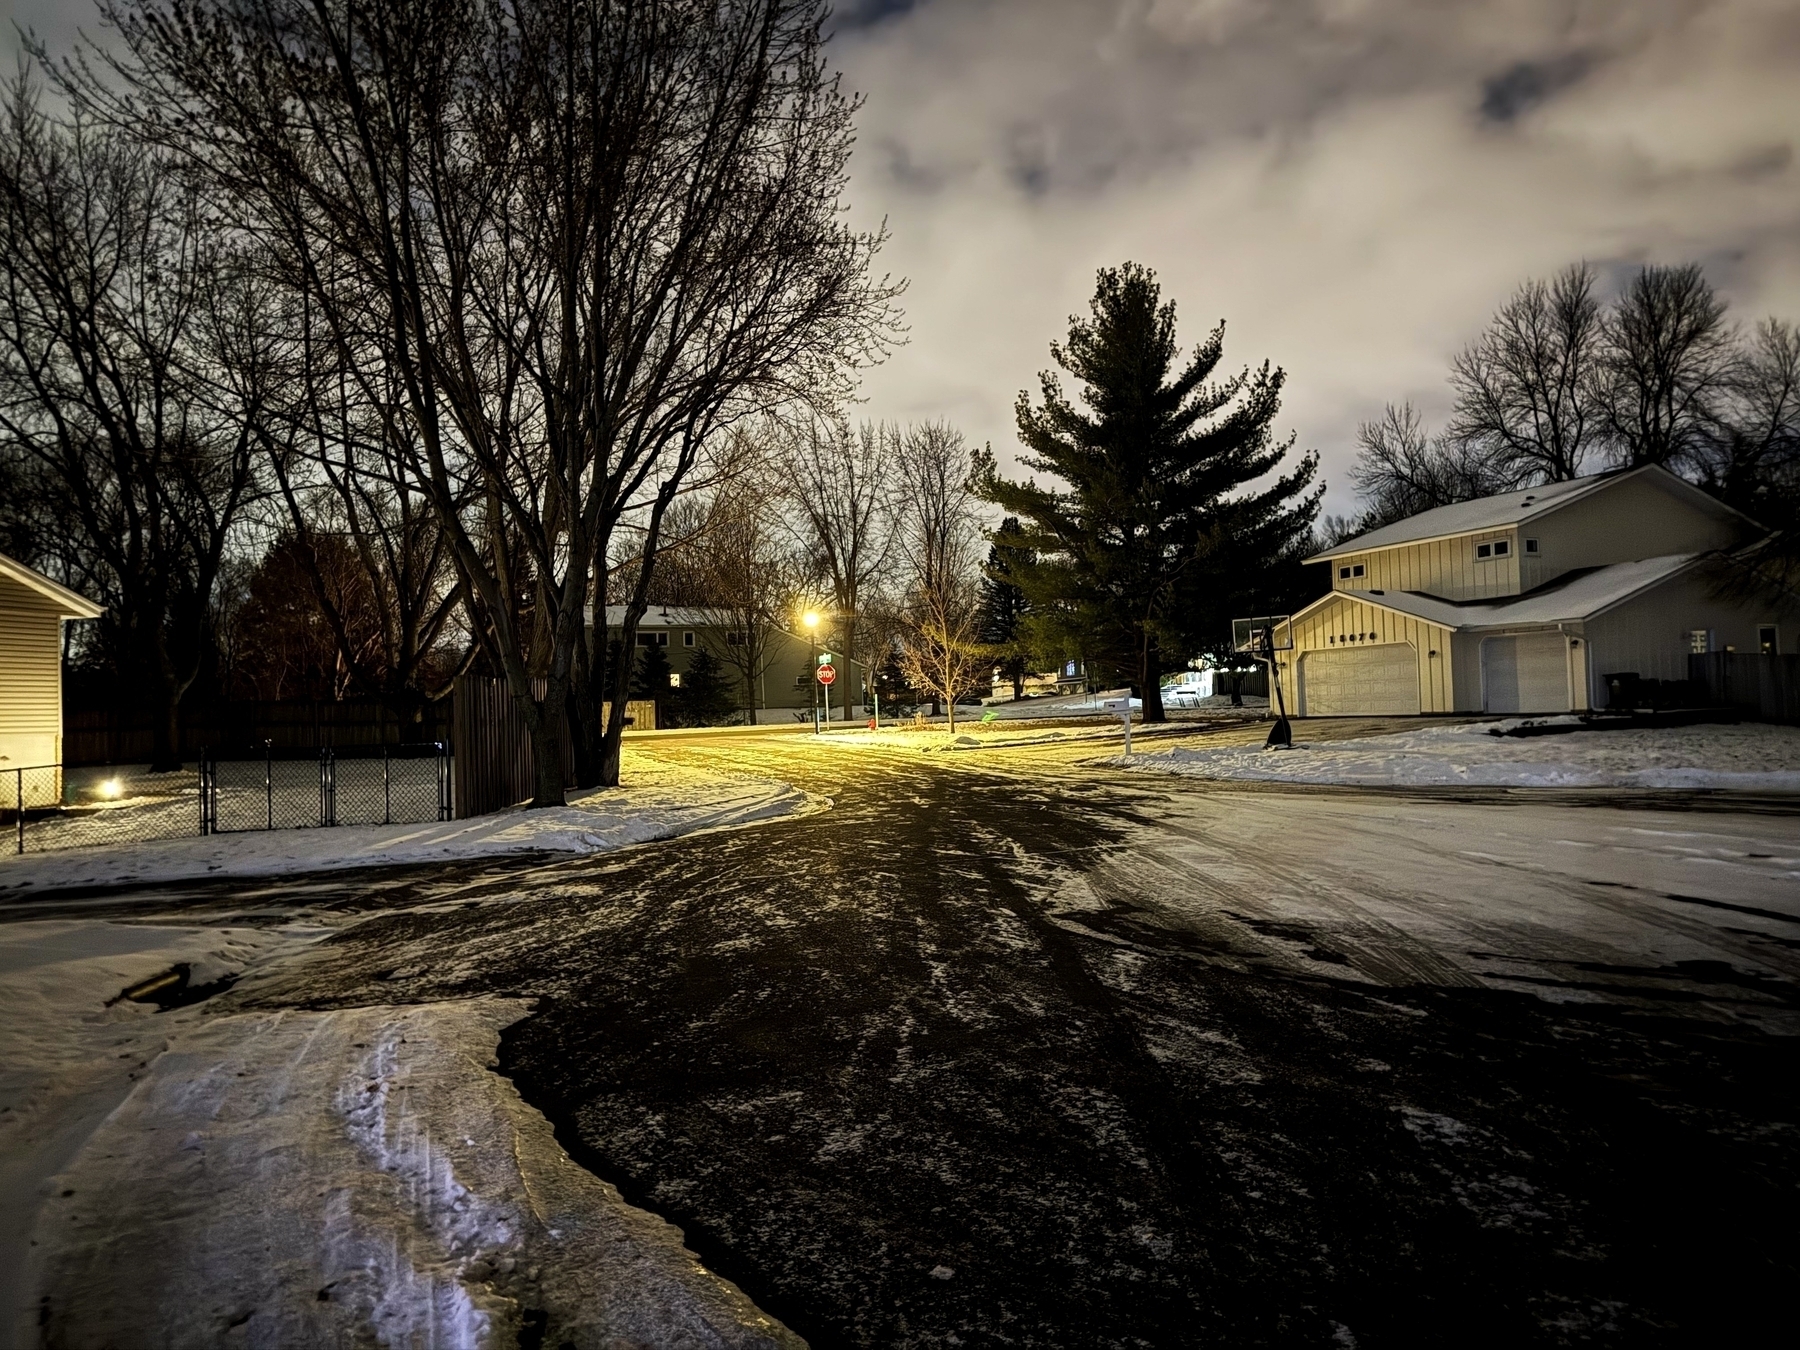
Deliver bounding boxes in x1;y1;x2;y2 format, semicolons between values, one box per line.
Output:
149;683;182;773
1011;666;1024;701
522;684;567;808
1140;637;1167;724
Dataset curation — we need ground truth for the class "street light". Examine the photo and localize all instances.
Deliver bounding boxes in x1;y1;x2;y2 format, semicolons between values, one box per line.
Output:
803;611;821;733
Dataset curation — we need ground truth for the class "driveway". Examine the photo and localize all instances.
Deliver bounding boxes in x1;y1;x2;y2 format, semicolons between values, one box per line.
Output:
9;728;1799;1346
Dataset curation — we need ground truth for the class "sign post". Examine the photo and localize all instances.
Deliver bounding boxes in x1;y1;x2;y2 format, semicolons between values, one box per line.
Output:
818;652;836;727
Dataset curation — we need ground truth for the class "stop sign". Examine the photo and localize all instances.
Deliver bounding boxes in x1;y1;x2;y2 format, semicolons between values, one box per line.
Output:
816;663;837;686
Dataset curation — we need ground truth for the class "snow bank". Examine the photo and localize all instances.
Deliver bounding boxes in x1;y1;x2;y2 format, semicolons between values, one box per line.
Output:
0;755;813;895
22;999;800;1348
1120;720;1800;791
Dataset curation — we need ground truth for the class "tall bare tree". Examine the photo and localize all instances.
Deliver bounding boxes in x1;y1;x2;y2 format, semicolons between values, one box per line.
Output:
1593;263;1735;472
1447;262;1601;484
0;78;259;769
1349;402;1506;530
894;422;985;730
784;417;897;717
90;0;900;803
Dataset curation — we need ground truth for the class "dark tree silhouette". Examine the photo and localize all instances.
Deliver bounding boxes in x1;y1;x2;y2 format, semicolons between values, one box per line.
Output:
978;517;1033;701
981;263;1318;722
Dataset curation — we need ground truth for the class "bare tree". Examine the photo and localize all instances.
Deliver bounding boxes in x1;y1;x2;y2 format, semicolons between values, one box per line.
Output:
90;0;900;803
1447;263;1601;484
1706;319;1800;515
1348;402;1506;530
0;78;259;770
784;417;898;718
694;484;800;723
1593;263;1735;472
894;422;986;730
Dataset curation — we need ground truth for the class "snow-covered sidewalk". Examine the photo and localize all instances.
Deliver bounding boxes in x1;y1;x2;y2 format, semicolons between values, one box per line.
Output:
1119;719;1800;791
0;751;814;894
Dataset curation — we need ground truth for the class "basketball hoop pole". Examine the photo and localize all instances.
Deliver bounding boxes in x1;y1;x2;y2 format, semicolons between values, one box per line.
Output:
1262;627;1292;750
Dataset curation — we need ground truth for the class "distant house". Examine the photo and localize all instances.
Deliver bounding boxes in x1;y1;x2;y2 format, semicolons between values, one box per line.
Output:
612;607;870;722
1271;465;1796;716
0;552;104;803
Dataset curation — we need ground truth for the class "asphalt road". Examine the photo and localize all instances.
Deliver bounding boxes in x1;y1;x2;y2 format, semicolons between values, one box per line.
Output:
38;729;1799;1347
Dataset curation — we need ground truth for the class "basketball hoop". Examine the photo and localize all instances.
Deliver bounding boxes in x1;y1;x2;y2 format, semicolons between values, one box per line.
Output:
1231;615;1295;748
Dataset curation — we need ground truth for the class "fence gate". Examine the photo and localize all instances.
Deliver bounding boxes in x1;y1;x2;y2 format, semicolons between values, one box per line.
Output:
451;676;654;818
199;744;451;835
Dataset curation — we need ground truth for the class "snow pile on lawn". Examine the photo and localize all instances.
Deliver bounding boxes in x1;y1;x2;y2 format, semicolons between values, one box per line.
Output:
0;752;812;894
1121;720;1800;791
20;997;799;1347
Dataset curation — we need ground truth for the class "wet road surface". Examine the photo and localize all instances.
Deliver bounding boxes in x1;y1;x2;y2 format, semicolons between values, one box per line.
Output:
28;731;1800;1346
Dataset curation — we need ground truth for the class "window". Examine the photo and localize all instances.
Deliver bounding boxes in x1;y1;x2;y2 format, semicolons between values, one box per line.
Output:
1493;539;1510;557
636;631;669;648
1476;544;1490;559
1524;538;1539;555
1689;629;1712;655
669;672;682;688
1761;625;1780;655
727;631;748;646
1337;563;1365;580
684;631;695;647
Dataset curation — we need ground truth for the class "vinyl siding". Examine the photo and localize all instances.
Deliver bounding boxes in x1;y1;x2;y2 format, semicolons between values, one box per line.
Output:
1331;529;1521;602
1526;474;1748;587
1277;594;1455;715
1584;571;1800;707
0;575;67;789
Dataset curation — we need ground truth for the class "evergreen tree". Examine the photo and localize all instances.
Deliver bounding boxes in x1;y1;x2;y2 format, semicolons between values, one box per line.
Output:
674;647;737;726
631;642;677;727
980;263;1319;721
978;516;1034;701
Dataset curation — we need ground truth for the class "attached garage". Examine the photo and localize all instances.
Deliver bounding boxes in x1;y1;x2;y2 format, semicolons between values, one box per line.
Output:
1298;644;1421;716
1480;633;1571;714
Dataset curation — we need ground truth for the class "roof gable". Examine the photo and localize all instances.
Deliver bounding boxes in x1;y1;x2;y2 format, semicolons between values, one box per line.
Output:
1307;465;1755;563
0;552;104;619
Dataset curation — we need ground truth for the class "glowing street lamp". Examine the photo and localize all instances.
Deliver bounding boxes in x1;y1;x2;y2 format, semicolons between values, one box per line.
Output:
803;611;821;733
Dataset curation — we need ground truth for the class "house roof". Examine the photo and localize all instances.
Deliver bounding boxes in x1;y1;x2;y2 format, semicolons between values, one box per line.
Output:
0;552;104;619
1290;553;1701;632
1305;465;1753;563
603;606;735;628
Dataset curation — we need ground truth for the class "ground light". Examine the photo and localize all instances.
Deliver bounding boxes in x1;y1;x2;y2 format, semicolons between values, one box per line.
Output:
96;777;123;800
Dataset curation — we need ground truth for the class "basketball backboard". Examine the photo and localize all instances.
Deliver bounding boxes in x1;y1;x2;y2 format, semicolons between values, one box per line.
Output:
1231;615;1293;654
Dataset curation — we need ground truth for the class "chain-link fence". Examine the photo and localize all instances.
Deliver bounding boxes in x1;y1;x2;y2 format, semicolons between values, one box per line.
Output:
6;745;452;854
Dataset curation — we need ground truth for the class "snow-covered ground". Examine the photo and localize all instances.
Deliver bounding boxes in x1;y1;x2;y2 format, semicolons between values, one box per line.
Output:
0;752;814;894
1120;719;1800;791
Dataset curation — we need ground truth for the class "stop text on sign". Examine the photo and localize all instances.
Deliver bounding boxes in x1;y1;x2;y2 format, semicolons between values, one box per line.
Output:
817;664;837;686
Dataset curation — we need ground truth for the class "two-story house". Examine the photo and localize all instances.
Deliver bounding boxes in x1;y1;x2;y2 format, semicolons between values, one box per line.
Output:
612;606;870;722
1270;465;1792;717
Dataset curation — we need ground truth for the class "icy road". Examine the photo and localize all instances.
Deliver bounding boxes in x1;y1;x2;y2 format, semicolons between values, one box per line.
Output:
8;725;1800;1346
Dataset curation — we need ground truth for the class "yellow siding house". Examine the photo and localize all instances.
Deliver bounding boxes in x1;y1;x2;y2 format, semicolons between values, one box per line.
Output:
1271;466;1795;717
0;552;103;805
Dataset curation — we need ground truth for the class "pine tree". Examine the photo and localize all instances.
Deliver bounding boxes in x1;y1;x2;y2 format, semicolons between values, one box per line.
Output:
980;263;1319;721
978;516;1034;701
674;647;737;727
631;642;677;727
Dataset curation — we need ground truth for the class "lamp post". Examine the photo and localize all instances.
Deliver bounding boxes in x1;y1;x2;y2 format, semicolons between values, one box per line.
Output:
803;611;820;733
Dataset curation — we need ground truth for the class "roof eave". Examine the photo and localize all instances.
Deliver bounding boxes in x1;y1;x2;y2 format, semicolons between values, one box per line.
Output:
0;555;104;619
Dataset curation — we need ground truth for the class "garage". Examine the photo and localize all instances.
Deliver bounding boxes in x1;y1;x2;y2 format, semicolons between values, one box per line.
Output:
1481;633;1570;713
1298;644;1420;716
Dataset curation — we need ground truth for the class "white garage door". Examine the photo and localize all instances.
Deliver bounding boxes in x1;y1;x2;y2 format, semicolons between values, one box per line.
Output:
1482;633;1570;714
1299;645;1420;716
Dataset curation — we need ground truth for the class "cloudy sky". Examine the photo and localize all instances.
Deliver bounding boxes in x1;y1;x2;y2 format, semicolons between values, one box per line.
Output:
5;0;1796;513
829;0;1800;513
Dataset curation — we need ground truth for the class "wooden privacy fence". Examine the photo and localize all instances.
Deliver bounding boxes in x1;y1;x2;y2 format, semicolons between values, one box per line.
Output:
450;676;656;818
1689;652;1800;723
65;699;451;765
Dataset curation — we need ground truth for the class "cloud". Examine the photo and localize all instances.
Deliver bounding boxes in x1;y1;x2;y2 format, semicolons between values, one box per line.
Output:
834;0;1800;514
